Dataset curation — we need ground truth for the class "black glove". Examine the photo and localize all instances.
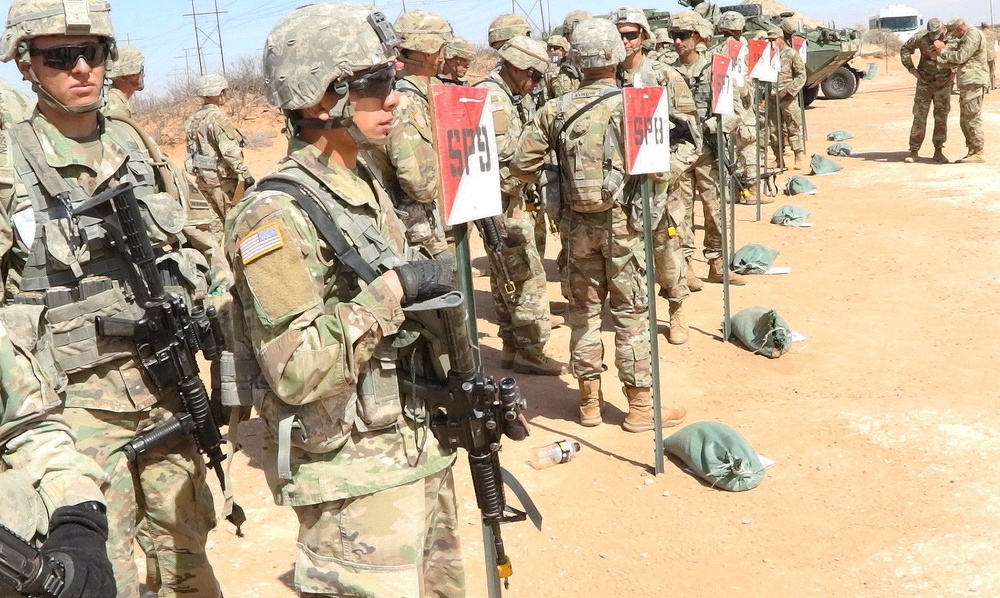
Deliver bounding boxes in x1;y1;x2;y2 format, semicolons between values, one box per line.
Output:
244;176;256;188
393;260;455;306
40;502;116;598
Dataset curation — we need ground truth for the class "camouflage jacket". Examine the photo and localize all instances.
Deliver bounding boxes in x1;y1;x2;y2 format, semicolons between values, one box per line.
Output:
476;71;531;197
545;58;582;100
937;27;990;87
1;324;107;528
985;29;999;61
103;87;132;119
673;53;713;123
776;46;807;98
224;139;452;507
901;31;954;87
184;103;249;182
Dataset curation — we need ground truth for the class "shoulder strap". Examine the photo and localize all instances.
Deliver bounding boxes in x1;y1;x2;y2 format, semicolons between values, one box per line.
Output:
556;89;622;141
473;78;520;107
394;77;428;102
255;176;380;284
9;121;76;202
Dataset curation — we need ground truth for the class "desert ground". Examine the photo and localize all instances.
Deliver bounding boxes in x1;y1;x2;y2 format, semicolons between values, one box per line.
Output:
153;65;1000;597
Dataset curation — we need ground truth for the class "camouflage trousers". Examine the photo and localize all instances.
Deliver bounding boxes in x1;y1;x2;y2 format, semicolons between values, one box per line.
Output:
769;95;803;155
990;60;996;90
674;148;723;261
488;196;553;355
651;178;688;302
908;80;951;151
62;405;220;598
291;467;465;597
958;84;987;151
195;174;239;223
561;206;652;388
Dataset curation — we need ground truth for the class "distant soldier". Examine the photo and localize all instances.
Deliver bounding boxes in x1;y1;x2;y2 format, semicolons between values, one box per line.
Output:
980;22;997;90
901;18;953;164
476;36;566;375
933;17;988;163
511;18;687;432
441;35;476;83
104;45;143;118
487;13;531;50
769;23;806;170
544;34;570;99
185;74;253;222
547;10;590;98
648;28;679;65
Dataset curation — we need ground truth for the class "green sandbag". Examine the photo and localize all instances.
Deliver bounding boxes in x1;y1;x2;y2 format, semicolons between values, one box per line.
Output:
731;244;779;274
826;142;852;157
826;130;853;141
770;204;811;226
785;175;816;195
663;421;766;492
730;306;792;358
810;154;843;175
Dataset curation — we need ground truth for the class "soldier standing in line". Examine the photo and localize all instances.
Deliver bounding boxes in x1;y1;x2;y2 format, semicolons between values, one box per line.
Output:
226;4;465;595
103;45;142;118
980;22;997;90
772;21;807;170
547;10;590;99
672;12;746;288
511;18;687;432
487;13;531;50
476;35;566;375
901;18;953;164
648;28;679;65
612;5;697;345
185;74;254;223
0;1;224;595
933;18;989;163
440;35;476;84
544;34;570;99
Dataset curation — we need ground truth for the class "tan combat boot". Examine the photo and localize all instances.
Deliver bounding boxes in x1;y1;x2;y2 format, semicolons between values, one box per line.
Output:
706;258;746;286
685;257;704;292
933;148;948;163
792;151;805;170
513;348;568;376
667;301;689;345
957;148;985;163
501;342;515;369
903;150;918;163
579;378;604;427
622;387;687;433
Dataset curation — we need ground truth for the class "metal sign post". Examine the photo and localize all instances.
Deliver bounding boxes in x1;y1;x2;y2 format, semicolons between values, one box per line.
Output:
711;54;735;342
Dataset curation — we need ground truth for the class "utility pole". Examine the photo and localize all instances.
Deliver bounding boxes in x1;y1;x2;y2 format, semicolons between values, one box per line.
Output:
183;0;228;76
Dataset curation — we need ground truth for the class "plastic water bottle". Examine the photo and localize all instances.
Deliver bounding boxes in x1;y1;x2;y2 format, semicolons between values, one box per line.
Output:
528;439;581;470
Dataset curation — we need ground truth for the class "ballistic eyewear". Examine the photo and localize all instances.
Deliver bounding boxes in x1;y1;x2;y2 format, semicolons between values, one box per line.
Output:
345;64;396;99
673;31;695;41
620;30;642;41
29;41;109;71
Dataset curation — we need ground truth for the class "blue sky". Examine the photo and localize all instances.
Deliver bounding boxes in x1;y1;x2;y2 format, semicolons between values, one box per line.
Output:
0;0;994;95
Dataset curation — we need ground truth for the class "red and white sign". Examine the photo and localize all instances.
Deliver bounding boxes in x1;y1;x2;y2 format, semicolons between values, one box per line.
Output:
711;54;734;116
622;87;671;175
748;39;779;83
430;85;502;225
792;36;808;64
727;38;748;88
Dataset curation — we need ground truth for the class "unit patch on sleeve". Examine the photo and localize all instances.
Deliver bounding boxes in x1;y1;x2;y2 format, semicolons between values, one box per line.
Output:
239;223;284;264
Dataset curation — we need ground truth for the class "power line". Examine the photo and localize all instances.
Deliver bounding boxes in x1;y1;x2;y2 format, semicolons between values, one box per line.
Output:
183;0;228;76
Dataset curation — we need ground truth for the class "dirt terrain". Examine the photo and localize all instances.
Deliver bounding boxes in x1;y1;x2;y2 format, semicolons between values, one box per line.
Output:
155;68;1000;597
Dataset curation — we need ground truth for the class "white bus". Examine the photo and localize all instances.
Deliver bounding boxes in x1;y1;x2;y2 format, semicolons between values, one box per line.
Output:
869;5;923;42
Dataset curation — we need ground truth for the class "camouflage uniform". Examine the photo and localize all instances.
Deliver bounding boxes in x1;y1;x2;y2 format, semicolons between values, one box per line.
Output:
103;45;144;120
901;27;953;153
546;60;582;99
104;86;132;118
228;5;465;595
771;43;807;156
185;102;250;222
982;26;997;89
937;25;989;154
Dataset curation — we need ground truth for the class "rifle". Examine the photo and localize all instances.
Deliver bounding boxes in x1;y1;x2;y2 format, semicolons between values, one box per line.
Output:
475;217;517;301
72;183;245;532
0;522;68;598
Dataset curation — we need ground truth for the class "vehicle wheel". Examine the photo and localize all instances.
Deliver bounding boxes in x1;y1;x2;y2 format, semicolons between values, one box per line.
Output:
803;85;819;107
821;66;858;99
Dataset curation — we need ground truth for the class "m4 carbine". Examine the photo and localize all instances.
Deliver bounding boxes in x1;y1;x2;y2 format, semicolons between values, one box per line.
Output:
0;522;67;598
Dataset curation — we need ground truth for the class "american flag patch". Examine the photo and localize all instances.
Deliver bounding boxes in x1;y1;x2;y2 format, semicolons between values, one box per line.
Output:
240;223;284;264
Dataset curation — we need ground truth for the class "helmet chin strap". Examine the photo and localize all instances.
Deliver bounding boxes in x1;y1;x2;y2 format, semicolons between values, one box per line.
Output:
26;64;104;114
291;92;389;148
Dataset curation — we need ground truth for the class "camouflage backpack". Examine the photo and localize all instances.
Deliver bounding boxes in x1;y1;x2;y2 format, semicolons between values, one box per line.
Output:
553;88;626;213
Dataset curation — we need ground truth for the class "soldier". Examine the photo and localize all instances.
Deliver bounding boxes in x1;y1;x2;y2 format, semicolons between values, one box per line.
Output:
544;34;570;98
546;10;590;99
0;1;223;595
476;35;565;375
980;22;997;90
933;18;989;163
772;21;807;170
104;45;142;118
225;4;464;595
672;12;746;288
440;35;475;83
376;10;453;259
185;74;254;222
487;13;531;50
611;5;697;344
511;18;687;432
901;18;953;164
648;28;679;65
0;327;115;598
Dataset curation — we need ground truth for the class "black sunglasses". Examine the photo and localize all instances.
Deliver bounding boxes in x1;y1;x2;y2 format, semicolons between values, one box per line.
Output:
673;31;694;41
620;30;642;41
547;45;564;52
346;64;396;99
30;41;109;71
528;69;544;83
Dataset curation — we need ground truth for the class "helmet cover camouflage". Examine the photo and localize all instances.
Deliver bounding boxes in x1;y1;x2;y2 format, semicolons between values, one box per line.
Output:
570;17;626;69
196;73;228;96
927;18;944;35
653;28;671;45
263;3;399;111
547;34;570;51
396;10;452;54
498;35;548;73
670;11;712;40
109;45;143;78
781;16;800;35
488;14;531;47
444;35;476;60
2;0;116;62
717;11;746;33
563;10;591;38
608;6;653;40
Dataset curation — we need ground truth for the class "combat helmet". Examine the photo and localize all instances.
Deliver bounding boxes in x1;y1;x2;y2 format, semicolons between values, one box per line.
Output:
196;74;228;97
570;18;626;69
609;6;653;40
396;10;452;54
671;11;713;40
445;35;477;60
926;18;944;36
498;35;548;74
717;11;746;34
547;35;570;52
562;10;591;40
653;28;672;47
109;45;144;78
488;14;531;48
781;16;801;35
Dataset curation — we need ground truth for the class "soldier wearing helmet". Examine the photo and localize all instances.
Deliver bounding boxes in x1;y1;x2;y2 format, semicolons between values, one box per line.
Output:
1;1;225;596
511;18;687;432
648;28;679;65
562;9;591;43
104;44;143;118
900;17;953;164
184;73;252;221
768;21;807;169
441;35;475;83
474;35;566;376
545;10;591;98
488;13;531;49
225;5;464;596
